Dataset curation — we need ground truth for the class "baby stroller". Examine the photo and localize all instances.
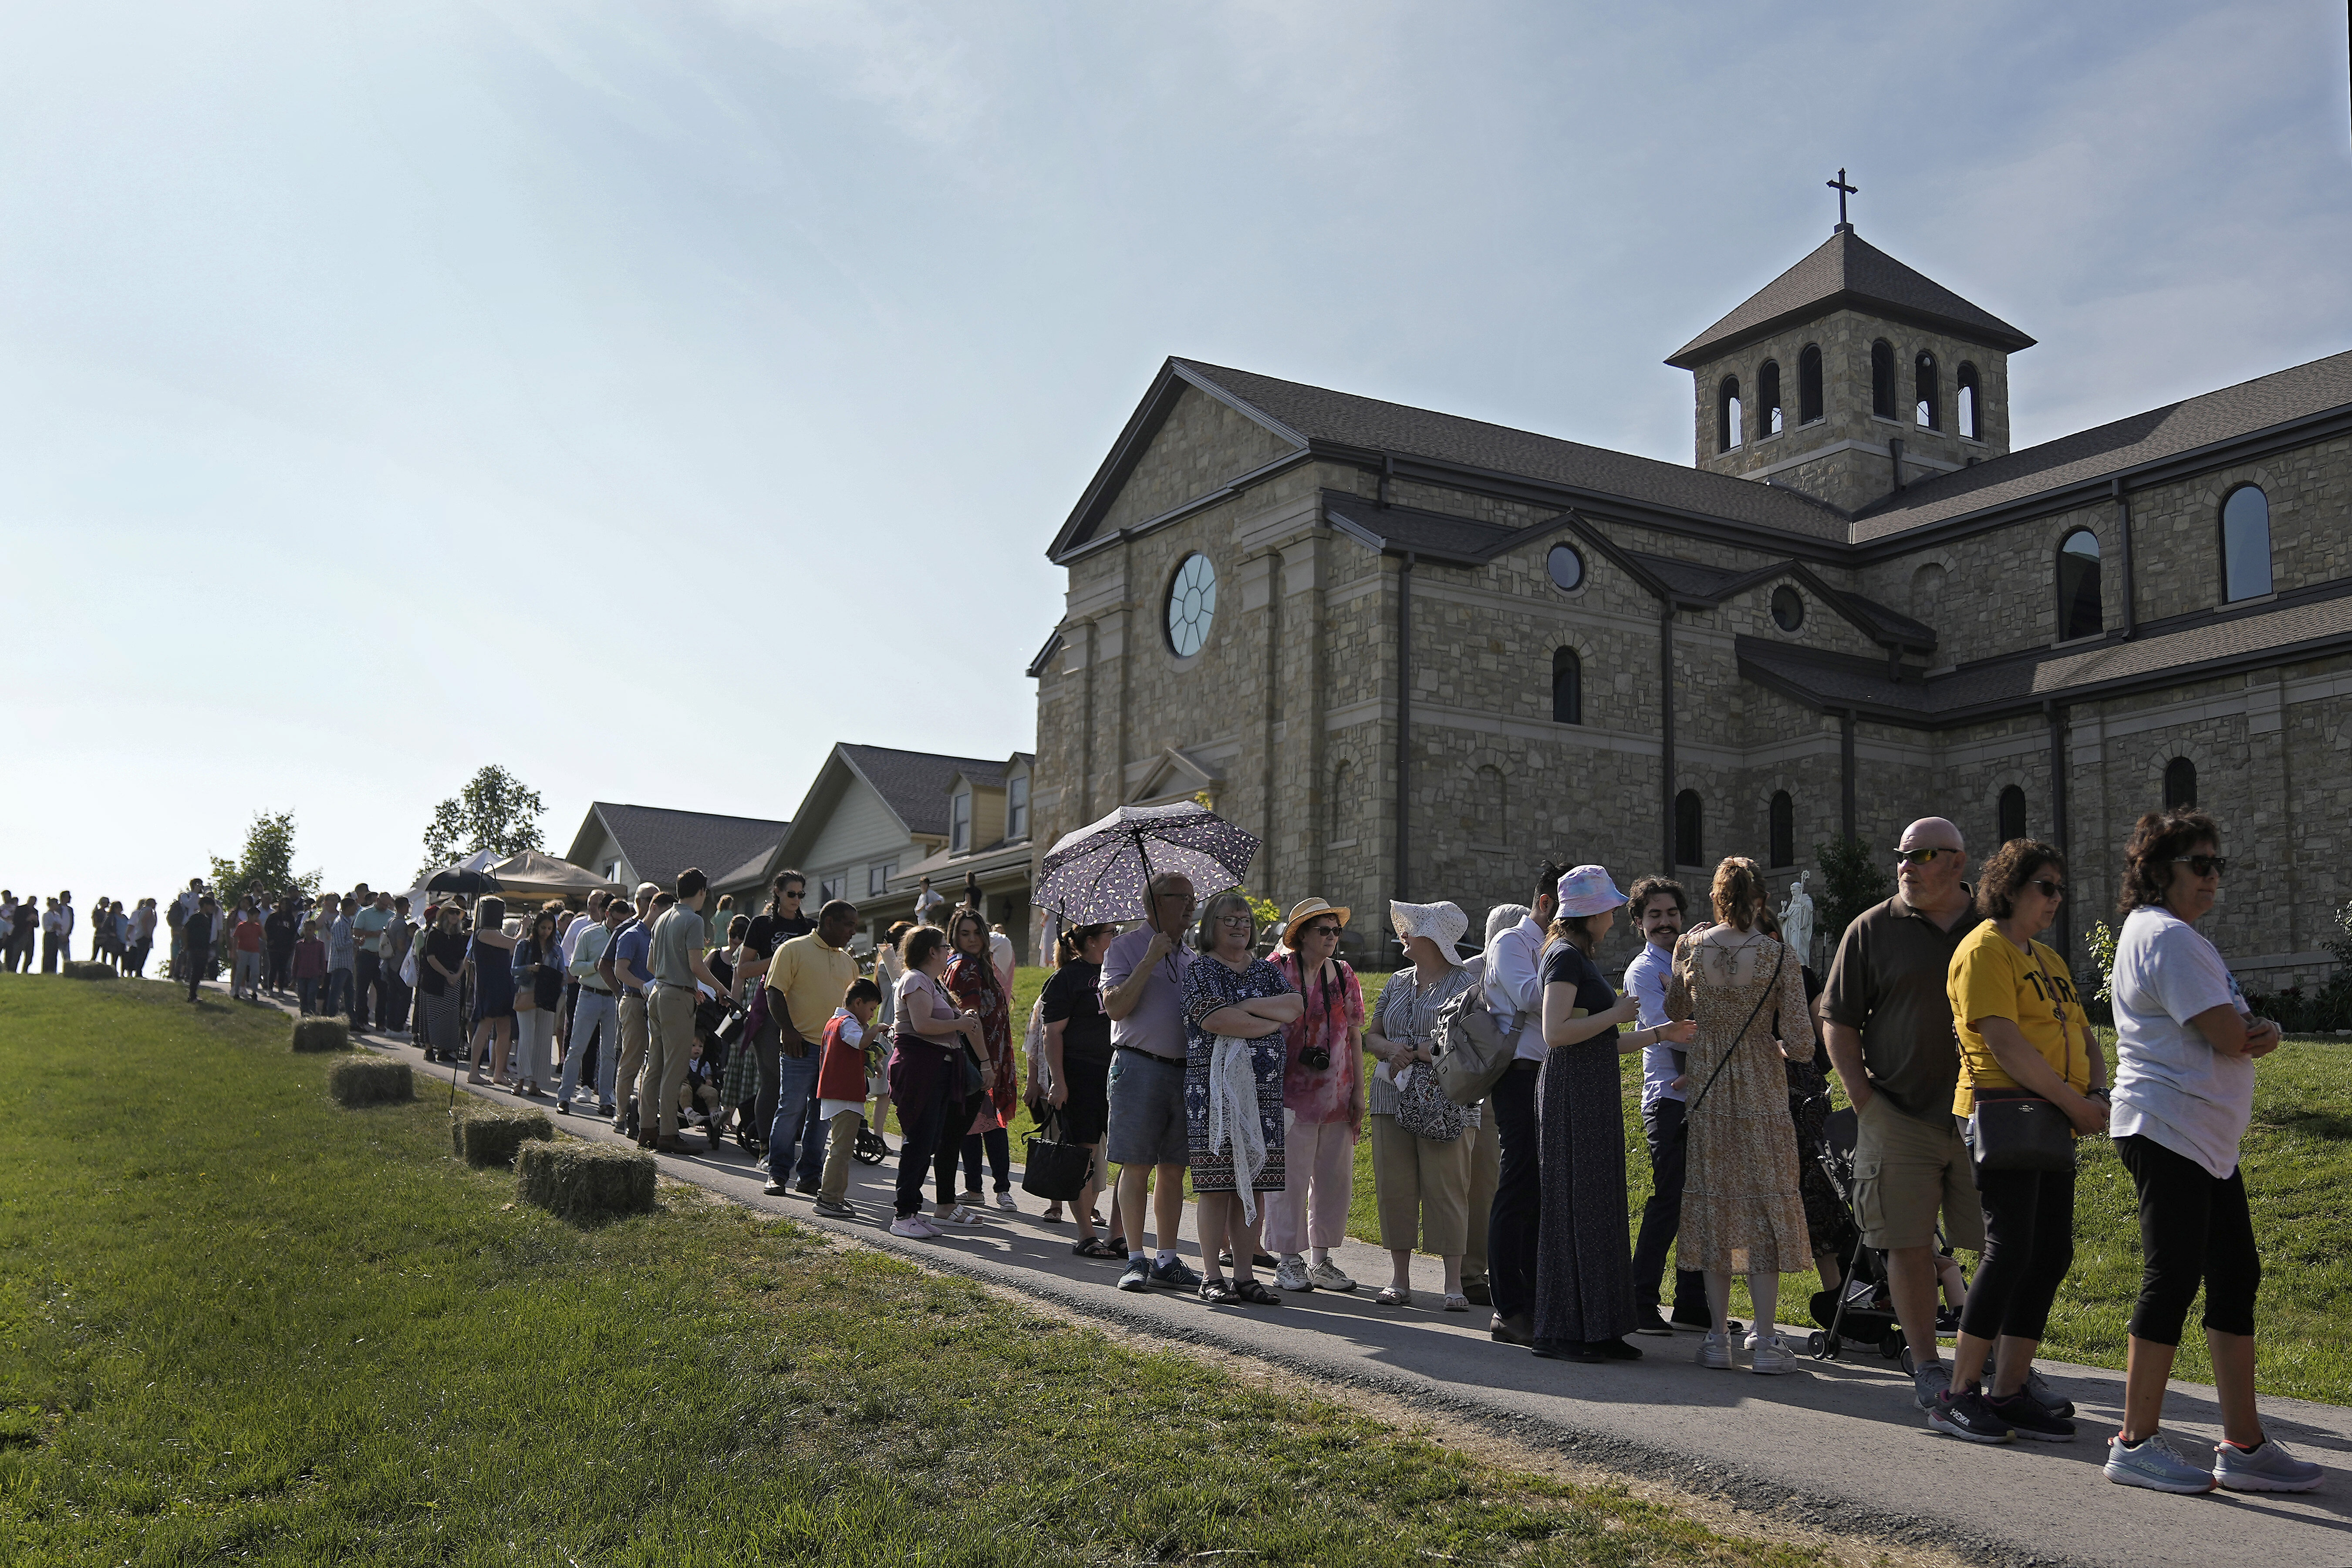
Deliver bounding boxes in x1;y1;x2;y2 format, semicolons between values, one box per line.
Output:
1804;1106;1912;1363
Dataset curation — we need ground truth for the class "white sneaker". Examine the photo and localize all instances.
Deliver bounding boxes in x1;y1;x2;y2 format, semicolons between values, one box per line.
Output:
1747;1333;1795;1375
890;1215;941;1239
2214;1437;2326;1493
1274;1256;1314;1292
1698;1331;1734;1370
993;1191;1019;1212
1305;1259;1357;1292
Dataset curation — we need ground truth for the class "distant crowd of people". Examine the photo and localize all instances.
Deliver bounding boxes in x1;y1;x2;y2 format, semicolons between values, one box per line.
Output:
25;800;2325;1499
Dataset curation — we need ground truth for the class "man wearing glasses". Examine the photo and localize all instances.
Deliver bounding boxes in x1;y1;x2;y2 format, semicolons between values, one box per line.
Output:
1822;817;1987;1413
1101;872;1204;1294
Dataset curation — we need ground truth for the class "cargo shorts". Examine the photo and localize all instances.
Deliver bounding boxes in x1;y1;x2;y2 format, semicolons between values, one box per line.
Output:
1851;1093;1986;1252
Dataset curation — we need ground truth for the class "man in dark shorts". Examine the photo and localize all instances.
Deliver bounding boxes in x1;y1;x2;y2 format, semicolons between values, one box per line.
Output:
1103;874;1202;1294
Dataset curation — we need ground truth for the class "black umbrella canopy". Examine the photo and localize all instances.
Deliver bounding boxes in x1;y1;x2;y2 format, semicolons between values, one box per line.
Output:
423;867;501;896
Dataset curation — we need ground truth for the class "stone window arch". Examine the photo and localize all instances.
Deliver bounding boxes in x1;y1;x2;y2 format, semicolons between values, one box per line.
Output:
1718;376;1742;452
1998;784;2027;845
1327;759;1355;845
2057;528;2102;641
2163;756;2197;809
1757;360;1783;437
1908;560;1947;621
2220;484;2273;602
1551;646;1582;725
1957;362;1982;440
1914;351;1939;429
1769;790;1795;868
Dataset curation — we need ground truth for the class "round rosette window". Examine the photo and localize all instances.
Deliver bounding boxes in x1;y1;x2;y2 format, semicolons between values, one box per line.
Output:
1547;543;1585;593
1771;584;1805;632
1167;553;1217;658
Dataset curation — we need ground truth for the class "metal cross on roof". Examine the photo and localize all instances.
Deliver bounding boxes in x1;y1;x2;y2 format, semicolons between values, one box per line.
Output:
1827;168;1858;232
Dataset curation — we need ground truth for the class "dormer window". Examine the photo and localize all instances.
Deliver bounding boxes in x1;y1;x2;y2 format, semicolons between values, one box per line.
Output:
1007;774;1030;840
950;789;972;853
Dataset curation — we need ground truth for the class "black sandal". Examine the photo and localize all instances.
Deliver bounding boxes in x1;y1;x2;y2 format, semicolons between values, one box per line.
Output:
1072;1236;1121;1258
1198;1278;1237;1305
1230;1278;1279;1306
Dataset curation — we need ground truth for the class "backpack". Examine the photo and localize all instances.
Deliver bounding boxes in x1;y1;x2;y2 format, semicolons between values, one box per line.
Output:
1433;981;1518;1107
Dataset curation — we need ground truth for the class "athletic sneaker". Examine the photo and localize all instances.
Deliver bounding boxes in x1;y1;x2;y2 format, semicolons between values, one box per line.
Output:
1697;1332;1734;1370
1306;1259;1357;1292
761;1181;789;1197
813;1196;857;1220
1274;1256;1314;1292
1911;1360;1952;1411
1747;1332;1796;1376
1927;1389;2015;1444
1148;1256;1202;1291
993;1191;1019;1212
2106;1431;2217;1493
2214;1437;2325;1493
888;1215;942;1240
1985;1390;2075;1442
1118;1258;1152;1292
2022;1367;2075;1419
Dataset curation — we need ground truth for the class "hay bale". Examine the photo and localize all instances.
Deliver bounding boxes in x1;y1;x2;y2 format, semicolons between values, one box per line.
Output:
452;1109;555;1168
61;961;117;981
329;1057;415;1107
517;1140;657;1222
290;1017;351;1053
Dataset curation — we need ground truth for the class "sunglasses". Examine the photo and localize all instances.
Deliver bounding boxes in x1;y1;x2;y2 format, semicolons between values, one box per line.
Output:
1303;923;1342;938
2025;878;2065;900
1892;847;1961;866
2171;855;2228;878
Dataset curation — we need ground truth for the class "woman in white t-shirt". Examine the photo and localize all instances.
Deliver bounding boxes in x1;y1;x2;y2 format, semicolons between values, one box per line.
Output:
2101;809;2320;1496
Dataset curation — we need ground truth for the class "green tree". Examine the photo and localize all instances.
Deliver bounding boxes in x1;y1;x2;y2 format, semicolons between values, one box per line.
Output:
418;765;546;879
209;811;323;903
1813;836;1890;954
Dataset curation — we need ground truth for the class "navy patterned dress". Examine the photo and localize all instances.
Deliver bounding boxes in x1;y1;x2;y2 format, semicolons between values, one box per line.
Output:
1181;953;1293;1194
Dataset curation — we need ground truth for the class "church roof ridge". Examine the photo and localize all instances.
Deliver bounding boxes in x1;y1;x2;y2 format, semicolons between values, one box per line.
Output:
1665;228;2035;369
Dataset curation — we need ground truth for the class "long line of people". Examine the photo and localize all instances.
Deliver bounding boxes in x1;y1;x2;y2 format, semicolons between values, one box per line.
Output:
29;799;2322;1500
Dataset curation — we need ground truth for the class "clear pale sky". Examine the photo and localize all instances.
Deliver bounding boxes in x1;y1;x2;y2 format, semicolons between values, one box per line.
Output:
4;0;2349;903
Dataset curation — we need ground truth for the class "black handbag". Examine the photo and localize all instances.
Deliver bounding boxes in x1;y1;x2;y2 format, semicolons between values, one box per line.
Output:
1021;1108;1094;1202
1966;949;2082;1174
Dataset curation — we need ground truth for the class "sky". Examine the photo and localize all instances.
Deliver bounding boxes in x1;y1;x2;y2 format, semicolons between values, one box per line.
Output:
3;0;2349;902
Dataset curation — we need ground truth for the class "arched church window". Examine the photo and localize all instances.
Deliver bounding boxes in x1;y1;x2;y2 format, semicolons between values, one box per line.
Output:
1718;377;1742;452
1769;790;1794;868
1758;360;1783;437
2220;485;2273;602
1957;363;1981;440
1798;345;1824;425
1871;341;1897;419
2057;529;2102;641
1998;785;2027;844
2164;757;2198;809
1770;584;1804;632
1551;647;1582;725
1674;789;1703;867
1914;351;1939;429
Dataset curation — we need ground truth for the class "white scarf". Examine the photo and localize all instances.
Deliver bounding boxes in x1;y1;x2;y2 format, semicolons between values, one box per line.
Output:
1205;1034;1270;1223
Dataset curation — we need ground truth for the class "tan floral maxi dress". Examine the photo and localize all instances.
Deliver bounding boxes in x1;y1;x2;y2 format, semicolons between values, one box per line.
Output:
1664;930;1815;1275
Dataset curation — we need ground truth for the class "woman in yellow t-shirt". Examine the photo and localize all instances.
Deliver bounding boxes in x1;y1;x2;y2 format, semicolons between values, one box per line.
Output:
1933;840;2107;1444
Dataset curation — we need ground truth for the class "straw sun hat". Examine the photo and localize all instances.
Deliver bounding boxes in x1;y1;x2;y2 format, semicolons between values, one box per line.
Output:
1279;897;1351;948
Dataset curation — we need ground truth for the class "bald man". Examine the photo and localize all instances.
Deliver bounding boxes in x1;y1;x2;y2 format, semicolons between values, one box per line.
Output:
1822;816;1987;1416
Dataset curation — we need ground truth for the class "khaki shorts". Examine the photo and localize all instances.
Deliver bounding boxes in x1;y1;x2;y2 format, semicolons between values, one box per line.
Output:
1851;1094;1985;1252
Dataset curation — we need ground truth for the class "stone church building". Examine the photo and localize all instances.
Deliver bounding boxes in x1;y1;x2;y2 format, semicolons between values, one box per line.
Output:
1027;218;2352;988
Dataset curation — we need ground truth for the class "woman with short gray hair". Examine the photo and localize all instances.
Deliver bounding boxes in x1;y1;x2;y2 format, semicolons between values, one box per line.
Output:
1180;890;1301;1306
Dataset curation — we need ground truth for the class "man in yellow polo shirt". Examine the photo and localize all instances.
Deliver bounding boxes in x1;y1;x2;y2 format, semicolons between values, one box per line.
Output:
763;898;863;1197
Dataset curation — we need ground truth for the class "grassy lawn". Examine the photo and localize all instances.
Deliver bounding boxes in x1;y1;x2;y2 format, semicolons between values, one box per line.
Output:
0;976;1848;1566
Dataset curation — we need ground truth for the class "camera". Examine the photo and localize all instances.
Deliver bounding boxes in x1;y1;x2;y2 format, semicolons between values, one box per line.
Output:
1300;1044;1331;1071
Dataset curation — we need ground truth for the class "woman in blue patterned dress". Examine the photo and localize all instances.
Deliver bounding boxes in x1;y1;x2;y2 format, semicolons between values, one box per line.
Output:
1181;889;1302;1306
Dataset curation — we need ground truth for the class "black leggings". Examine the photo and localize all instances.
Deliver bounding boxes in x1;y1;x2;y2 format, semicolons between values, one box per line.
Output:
962;1126;1011;1194
1959;1161;2075;1344
2115;1133;2260;1345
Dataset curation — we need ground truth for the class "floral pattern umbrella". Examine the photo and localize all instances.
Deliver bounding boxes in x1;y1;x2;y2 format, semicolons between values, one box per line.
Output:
1034;802;1260;925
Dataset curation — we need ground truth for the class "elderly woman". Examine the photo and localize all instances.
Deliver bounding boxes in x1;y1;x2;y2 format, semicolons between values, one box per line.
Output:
1665;858;1815;1375
1181;889;1302;1305
1363;900;1481;1311
1528;867;1681;1361
2102;810;2321;1494
1266;898;1365;1294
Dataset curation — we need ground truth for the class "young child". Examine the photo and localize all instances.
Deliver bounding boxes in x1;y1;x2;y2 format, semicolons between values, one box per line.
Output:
812;978;884;1220
292;918;327;1015
681;1043;725;1147
230;906;266;1001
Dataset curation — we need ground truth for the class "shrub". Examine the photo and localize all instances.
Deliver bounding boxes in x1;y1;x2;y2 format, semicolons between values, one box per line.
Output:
61;961;117;981
516;1141;656;1222
329;1058;415;1107
1814;836;1890;955
291;1017;351;1053
452;1109;555;1168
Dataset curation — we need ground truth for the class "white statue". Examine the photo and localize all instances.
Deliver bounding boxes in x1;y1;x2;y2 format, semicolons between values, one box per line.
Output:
1778;872;1816;966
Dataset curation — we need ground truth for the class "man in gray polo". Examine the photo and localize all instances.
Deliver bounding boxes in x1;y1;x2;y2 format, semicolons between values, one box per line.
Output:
640;868;729;1153
1102;873;1203;1294
1822;816;1985;1410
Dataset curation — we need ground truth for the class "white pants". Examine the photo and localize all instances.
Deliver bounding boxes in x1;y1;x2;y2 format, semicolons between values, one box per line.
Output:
515;1008;555;1086
1266;1116;1356;1254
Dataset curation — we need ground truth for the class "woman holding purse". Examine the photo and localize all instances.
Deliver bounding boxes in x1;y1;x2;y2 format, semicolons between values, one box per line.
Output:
509;906;566;1098
1933;840;2103;1445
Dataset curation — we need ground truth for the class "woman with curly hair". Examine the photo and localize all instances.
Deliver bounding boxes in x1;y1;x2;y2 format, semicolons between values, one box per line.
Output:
942;907;1016;1217
2100;809;2321;1494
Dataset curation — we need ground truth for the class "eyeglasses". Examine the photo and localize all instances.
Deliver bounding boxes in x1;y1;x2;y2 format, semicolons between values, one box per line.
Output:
2171;855;2228;878
1893;847;1961;866
1215;914;1255;929
1303;924;1342;938
2025;879;2065;899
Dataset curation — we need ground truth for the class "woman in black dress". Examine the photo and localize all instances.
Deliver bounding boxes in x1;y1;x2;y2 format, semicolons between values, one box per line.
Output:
1530;865;1694;1362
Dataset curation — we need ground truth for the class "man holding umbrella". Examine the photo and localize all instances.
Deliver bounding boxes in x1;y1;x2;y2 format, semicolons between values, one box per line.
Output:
1103;872;1205;1294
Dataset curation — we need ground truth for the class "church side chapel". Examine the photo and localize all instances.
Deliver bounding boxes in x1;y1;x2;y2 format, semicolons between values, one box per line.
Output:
1028;182;2352;988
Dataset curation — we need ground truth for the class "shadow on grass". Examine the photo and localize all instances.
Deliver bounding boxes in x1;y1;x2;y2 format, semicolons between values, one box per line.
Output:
2254;1108;2352;1141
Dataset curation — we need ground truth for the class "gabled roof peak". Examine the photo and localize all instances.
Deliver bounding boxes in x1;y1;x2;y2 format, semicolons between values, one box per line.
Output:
1667;228;2034;370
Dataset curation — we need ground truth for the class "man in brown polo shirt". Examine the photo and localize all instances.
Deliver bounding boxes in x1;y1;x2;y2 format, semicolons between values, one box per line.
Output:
1822;816;1985;1412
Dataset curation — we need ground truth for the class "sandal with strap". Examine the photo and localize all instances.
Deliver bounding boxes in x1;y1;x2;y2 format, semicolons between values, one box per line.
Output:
1072;1236;1122;1259
1230;1278;1280;1306
1198;1278;1237;1306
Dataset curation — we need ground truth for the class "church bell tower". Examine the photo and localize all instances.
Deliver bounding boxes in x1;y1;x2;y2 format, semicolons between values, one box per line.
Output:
1667;189;2034;514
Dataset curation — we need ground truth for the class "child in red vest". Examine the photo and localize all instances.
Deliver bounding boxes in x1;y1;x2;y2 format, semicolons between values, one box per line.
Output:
813;977;884;1218
292;918;327;1015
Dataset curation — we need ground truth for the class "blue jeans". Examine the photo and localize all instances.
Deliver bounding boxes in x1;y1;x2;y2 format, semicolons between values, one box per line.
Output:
324;967;353;1018
766;1045;823;1186
560;989;618;1107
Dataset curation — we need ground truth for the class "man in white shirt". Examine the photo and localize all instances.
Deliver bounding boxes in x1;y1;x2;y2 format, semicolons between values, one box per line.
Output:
559;897;625;1116
1479;862;1562;1344
1623;876;1713;1335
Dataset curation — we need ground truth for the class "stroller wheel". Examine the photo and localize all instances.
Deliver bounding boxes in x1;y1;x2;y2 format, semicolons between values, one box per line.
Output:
1880;1329;1908;1360
1806;1330;1830;1359
1898;1344;1915;1376
851;1127;890;1167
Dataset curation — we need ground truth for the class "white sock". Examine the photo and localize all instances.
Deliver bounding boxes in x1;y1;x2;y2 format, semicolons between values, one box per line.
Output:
1281;1253;1304;1267
1311;1248;1331;1266
1129;1250;1149;1265
1157;1249;1180;1268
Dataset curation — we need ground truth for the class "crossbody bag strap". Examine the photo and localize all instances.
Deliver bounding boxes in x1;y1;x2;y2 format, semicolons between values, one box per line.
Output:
1685;943;1785;1123
2028;946;2074;1091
